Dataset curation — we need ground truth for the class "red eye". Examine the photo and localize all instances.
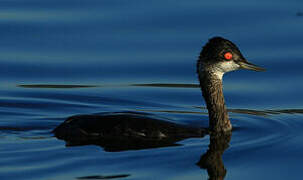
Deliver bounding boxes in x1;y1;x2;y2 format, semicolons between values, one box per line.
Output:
224;52;233;60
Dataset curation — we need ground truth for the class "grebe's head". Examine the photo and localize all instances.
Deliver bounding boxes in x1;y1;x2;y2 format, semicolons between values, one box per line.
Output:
198;37;265;79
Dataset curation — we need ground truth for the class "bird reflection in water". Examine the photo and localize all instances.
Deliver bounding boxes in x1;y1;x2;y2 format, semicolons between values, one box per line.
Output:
197;132;231;180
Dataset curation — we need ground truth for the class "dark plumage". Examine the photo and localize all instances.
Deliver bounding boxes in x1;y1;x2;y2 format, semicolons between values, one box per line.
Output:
198;37;245;66
53;112;205;151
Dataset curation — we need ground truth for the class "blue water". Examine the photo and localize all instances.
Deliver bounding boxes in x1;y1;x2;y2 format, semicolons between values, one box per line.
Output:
1;0;303;179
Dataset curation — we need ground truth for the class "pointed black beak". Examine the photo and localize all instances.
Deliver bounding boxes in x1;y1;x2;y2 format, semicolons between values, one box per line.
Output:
237;60;266;72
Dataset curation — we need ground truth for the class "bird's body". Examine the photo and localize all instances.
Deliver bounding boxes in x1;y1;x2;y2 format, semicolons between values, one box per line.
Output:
53;112;205;151
53;37;265;150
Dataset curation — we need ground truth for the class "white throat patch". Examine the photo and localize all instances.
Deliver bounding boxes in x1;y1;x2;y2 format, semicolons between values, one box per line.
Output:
212;61;240;80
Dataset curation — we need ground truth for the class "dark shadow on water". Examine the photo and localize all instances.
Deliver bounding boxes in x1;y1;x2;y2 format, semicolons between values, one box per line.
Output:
18;84;99;88
131;83;199;88
296;12;303;16
77;174;130;179
230;108;303;116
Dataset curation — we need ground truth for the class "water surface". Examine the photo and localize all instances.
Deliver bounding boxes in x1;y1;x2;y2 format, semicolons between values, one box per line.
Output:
1;0;303;179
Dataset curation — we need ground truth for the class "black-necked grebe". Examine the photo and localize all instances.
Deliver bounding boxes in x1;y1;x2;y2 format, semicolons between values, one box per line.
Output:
53;37;265;150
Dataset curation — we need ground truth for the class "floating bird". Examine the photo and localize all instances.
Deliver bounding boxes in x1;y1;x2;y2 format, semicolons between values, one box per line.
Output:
53;37;265;151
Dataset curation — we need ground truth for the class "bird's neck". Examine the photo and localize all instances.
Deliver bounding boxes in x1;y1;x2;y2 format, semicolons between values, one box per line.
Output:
198;70;232;132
